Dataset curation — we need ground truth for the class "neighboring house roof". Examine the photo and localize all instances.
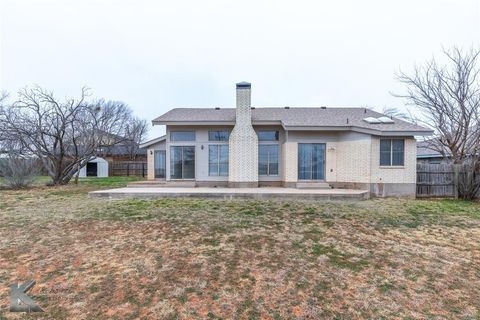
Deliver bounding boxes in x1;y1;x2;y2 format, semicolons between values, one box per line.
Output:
153;107;433;136
139;135;166;149
99;145;147;156
416;140;445;159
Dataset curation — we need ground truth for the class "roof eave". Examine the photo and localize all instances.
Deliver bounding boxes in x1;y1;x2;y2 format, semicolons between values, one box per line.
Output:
153;120;283;126
153;120;235;126
284;126;434;136
139;135;166;148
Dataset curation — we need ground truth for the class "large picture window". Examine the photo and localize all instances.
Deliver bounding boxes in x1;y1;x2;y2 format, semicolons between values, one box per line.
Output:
170;131;195;141
209;145;229;176
170;146;195;179
208;130;230;141
298;143;325;180
380;139;405;166
154;150;166;178
259;144;279;176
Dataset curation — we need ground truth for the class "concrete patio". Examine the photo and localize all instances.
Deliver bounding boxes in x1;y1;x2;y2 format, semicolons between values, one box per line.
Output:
89;187;369;200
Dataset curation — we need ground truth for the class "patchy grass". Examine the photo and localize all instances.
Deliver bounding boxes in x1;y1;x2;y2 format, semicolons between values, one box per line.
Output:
0;185;479;318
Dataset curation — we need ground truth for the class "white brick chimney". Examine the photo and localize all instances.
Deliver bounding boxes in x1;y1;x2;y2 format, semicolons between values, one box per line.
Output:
228;82;258;187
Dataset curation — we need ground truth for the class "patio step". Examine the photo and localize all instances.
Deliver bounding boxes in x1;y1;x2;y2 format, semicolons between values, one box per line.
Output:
296;182;332;189
89;187;369;201
127;180;196;188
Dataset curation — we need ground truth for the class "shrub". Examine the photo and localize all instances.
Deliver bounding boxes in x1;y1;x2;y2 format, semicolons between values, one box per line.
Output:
0;154;40;188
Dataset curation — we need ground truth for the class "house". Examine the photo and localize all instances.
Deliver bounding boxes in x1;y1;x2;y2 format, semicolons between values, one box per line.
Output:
141;82;433;197
417;140;446;164
96;131;147;162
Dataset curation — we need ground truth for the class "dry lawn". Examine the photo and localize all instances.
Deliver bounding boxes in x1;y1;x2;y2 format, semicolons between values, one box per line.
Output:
1;178;480;319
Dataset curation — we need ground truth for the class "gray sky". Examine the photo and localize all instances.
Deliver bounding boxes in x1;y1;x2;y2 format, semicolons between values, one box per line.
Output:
1;0;479;139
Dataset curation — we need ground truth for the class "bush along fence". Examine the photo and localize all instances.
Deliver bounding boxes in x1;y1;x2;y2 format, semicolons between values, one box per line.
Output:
110;161;147;177
416;163;480;198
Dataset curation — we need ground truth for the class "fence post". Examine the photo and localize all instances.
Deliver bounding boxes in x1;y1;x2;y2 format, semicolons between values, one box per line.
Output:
127;163;130;177
453;164;460;199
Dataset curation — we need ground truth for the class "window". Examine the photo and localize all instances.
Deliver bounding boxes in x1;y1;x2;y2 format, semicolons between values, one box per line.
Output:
170;131;195;141
298;143;325;180
258;131;279;141
170;146;195;179
208;130;230;141
259;145;279;176
154;150;166;178
209;145;229;176
380;139;404;166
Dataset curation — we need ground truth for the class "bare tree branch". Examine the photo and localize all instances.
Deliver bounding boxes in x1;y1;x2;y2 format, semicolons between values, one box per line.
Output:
0;87;136;185
394;46;480;199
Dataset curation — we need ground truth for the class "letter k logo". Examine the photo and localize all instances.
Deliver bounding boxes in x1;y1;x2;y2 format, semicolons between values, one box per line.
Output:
10;280;43;312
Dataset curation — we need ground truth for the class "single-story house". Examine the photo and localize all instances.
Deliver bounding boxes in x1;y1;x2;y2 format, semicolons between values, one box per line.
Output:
141;82;433;197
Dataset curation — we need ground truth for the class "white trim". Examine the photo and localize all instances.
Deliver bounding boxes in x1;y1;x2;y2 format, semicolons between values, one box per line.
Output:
154;121;433;136
140;135;166;148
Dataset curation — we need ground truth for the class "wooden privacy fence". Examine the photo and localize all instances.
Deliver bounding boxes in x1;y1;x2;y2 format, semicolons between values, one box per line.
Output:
416;163;455;198
110;161;147;177
416;163;480;198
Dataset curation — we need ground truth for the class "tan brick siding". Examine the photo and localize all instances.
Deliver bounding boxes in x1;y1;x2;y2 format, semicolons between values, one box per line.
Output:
228;86;258;183
331;133;371;183
370;137;416;184
325;142;337;181
283;141;298;182
147;148;155;180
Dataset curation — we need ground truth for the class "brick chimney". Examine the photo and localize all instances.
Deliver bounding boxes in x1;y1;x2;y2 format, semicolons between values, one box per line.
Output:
228;82;258;187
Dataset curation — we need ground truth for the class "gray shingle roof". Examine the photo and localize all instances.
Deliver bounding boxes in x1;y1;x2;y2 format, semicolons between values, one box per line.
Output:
416;140;447;158
153;107;433;135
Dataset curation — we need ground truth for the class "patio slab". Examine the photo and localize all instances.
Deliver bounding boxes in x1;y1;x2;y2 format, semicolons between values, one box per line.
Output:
89;187;369;201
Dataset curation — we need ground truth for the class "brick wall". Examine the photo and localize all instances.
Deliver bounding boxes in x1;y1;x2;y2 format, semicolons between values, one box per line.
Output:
334;132;372;183
228;84;258;185
370;137;417;184
282;141;298;183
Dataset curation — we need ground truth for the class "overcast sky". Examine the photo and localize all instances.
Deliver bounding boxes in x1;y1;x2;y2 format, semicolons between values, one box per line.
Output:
1;0;479;139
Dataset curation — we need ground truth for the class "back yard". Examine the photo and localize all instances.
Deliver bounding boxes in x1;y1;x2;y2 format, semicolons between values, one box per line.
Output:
0;178;479;319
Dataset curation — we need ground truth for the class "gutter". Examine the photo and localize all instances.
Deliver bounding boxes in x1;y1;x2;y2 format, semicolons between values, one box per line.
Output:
152;120;434;137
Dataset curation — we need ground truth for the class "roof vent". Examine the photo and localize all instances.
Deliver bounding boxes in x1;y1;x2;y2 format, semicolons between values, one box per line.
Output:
321;106;327;109
284;106;290;109
215;107;220;110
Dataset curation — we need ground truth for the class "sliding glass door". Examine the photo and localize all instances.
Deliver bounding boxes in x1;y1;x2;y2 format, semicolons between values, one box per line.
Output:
154;151;166;179
170;146;195;179
298;143;325;180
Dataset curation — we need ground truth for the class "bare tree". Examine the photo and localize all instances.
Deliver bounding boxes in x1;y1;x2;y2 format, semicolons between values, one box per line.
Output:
0;86;134;185
395;46;480;199
381;107;415;123
124;117;149;160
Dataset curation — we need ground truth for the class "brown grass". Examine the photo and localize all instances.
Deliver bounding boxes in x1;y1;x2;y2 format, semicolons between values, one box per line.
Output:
1;181;480;319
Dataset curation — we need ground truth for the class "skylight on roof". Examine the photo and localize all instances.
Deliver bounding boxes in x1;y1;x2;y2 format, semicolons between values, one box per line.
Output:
377;116;395;124
363;116;395;124
363;117;382;124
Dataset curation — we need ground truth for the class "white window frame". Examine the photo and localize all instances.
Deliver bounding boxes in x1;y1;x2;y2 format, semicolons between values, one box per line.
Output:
208;144;229;176
258;144;279;176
